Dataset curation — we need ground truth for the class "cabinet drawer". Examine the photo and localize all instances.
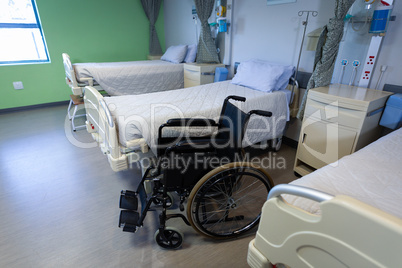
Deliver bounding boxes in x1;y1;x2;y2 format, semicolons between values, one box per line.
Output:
297;117;357;169
200;73;215;85
304;98;365;129
184;77;200;88
184;69;201;82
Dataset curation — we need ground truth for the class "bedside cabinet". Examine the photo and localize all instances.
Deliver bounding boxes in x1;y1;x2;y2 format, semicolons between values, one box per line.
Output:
294;84;393;176
147;55;162;60
184;63;225;88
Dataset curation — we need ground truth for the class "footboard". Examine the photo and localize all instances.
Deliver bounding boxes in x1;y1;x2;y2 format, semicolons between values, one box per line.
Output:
84;86;129;171
62;53;94;95
248;184;402;268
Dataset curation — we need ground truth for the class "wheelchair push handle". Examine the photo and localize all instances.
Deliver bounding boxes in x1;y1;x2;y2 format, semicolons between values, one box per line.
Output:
226;95;246;102
248;110;272;117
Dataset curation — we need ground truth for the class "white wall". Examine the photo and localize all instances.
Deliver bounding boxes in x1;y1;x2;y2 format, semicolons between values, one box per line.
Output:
164;0;200;46
164;0;402;89
230;0;334;73
164;0;334;75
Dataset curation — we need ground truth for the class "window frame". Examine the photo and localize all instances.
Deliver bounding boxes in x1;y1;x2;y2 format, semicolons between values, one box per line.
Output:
0;0;50;66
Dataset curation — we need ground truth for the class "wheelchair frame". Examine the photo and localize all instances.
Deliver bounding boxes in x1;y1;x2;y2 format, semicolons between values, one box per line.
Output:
118;96;275;249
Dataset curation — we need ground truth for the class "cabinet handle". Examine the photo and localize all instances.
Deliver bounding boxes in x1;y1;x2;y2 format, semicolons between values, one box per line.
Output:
302;133;307;143
367;107;384;117
201;72;215;76
185;69;199;73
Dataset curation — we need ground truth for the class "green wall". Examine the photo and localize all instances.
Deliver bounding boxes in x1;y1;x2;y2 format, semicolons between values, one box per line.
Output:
0;0;165;110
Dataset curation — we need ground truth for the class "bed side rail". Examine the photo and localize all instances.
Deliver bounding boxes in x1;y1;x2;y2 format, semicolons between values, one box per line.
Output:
248;184;402;268
286;77;299;117
288;77;299;105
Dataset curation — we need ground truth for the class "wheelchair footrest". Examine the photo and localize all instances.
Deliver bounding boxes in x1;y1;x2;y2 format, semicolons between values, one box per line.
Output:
122;223;137;233
120;190;138;211
119;210;140;233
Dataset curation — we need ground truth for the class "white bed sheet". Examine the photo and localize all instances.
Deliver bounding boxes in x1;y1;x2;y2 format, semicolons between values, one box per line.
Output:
104;80;290;154
73;60;183;96
285;127;402;219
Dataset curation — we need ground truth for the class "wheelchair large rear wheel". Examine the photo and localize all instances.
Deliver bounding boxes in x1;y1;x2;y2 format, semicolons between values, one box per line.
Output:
187;162;273;239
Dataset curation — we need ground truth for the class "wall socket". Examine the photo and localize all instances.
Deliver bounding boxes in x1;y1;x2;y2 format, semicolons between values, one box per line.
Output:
13;81;24;90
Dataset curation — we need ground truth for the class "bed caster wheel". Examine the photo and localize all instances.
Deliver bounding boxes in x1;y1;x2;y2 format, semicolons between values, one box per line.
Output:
294;171;302;178
154;227;183;249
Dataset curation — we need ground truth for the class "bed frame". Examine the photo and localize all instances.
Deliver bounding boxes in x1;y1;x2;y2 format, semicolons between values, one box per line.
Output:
84;80;299;172
84;86;153;172
62;52;186;98
248;184;402;268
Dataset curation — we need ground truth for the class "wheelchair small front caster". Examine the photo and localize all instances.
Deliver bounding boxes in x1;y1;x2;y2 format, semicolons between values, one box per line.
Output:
154;227;183;249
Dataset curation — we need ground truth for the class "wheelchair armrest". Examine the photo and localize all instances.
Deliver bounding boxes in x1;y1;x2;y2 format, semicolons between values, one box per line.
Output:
165;118;218;127
165;138;228;154
248;110;272;117
159;118;219;138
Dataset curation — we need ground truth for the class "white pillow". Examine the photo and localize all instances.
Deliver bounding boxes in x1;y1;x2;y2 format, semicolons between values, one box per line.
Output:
161;45;188;64
184;44;197;63
231;60;288;93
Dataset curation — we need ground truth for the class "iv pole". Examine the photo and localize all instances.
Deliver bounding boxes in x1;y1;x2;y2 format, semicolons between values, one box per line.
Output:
291;10;318;103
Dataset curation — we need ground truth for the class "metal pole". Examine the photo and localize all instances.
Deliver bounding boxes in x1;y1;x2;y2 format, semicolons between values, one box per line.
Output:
291;11;318;104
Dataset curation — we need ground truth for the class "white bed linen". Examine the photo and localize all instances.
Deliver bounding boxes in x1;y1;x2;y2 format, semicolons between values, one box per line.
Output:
285;128;402;219
104;80;290;154
73;60;183;96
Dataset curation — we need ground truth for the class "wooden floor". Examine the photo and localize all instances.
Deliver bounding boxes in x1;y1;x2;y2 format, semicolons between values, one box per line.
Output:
0;105;298;268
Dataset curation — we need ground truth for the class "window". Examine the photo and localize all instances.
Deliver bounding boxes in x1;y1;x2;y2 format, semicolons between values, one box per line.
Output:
0;0;50;65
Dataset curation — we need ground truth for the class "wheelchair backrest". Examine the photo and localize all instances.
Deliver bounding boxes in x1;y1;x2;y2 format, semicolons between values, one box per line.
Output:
217;98;249;150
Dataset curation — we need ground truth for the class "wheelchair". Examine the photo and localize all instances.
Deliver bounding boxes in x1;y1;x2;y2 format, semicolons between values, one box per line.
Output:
118;96;274;249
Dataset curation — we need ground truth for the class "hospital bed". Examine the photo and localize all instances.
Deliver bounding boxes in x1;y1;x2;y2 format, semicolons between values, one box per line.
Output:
62;53;184;96
84;78;298;172
248;127;402;268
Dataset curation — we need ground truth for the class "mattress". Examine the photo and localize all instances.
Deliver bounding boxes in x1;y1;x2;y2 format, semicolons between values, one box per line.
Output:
73;60;183;96
285;127;402;219
104;80;290;154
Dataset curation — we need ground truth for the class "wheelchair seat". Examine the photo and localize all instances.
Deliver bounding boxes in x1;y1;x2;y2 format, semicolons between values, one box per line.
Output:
118;95;275;249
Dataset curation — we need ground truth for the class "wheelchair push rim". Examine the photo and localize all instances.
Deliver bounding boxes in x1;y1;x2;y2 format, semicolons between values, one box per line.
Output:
186;162;273;239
